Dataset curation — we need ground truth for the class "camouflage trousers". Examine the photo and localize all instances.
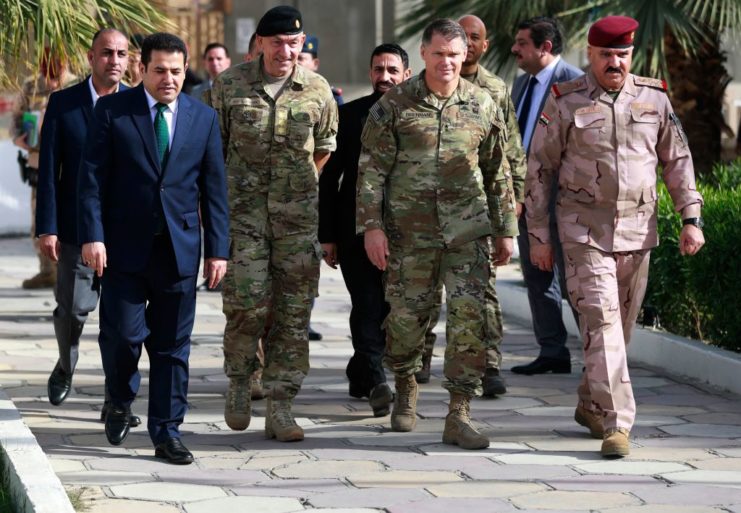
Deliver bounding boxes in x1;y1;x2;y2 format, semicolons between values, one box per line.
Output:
562;242;651;431
384;238;490;397
222;232;320;399
425;253;503;370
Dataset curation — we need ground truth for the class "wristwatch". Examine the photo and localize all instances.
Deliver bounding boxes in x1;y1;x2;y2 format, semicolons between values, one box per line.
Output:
682;217;704;229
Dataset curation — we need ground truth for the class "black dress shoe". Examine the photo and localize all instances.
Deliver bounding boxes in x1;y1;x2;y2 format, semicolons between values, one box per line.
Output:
101;402;142;427
482;368;507;397
368;383;394;417
104;406;131;446
155;437;194;465
348;381;370;399
197;279;222;292
511;357;571;375
308;326;323;341
47;363;72;406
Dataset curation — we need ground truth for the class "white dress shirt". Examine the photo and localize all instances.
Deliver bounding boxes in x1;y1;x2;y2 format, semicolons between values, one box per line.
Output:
144;88;178;148
87;76;119;107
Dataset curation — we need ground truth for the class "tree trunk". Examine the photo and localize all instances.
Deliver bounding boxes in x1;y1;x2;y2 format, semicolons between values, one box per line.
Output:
664;29;732;177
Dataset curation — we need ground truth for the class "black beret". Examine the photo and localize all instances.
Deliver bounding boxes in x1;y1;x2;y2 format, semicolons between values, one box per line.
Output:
256;6;303;37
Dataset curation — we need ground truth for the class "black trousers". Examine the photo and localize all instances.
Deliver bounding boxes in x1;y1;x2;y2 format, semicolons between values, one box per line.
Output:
338;236;389;392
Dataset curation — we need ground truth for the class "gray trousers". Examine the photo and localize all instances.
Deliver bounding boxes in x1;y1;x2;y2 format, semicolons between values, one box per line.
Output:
53;242;100;374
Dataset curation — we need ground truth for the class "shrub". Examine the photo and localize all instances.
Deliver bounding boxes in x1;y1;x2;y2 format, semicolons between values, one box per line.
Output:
644;159;741;351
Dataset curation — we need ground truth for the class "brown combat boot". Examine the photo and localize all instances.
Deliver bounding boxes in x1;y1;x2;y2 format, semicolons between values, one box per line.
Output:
415;347;433;384
574;404;604;439
391;374;418;432
265;397;304;442
442;393;490;450
250;377;265;400
22;271;56;289
601;427;630;458
224;377;251;430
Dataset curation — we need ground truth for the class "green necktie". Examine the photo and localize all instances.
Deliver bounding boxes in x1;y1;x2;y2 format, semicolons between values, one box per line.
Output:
154;102;169;168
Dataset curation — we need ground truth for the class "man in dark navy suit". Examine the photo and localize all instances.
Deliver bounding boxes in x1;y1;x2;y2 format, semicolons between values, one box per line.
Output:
318;43;411;416
35;29;142;427
510;17;583;376
78;33;229;464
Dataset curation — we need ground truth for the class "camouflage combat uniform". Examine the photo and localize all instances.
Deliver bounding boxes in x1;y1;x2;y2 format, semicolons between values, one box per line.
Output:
425;65;528;372
526;72;703;430
357;72;517;397
212;57;337;399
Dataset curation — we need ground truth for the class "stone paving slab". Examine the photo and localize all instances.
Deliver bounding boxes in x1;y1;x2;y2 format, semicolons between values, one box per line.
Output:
2;236;741;511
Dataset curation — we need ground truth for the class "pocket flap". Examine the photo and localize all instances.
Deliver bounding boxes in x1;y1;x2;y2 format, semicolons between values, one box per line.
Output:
642;185;657;203
631;104;660;123
574;111;606;128
183;211;200;229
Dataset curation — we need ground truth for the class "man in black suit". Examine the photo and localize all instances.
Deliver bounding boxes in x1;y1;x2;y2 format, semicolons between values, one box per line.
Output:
35;28;141;427
319;43;411;417
510;17;583;375
78;33;229;464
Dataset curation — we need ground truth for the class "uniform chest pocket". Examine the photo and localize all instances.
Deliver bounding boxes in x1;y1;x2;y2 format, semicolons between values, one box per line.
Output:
573;111;606;145
630;105;660;144
229;106;270;164
288;107;317;150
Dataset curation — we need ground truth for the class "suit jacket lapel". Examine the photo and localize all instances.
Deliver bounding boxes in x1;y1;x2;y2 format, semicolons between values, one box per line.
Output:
165;93;193;175
131;86;161;173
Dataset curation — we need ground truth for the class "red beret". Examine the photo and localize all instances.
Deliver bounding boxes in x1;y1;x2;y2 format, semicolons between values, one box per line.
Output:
588;16;639;48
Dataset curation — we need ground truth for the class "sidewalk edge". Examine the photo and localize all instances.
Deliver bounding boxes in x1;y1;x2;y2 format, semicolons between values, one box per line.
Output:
0;387;75;513
497;276;741;396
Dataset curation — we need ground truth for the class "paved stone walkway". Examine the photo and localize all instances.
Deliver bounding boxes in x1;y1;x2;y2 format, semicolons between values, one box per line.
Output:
1;236;741;512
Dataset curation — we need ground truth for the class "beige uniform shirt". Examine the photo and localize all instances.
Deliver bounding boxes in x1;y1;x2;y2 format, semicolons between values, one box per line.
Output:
525;71;703;253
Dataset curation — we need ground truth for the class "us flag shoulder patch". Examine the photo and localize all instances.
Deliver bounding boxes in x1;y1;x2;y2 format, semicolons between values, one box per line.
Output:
369;102;387;123
538;112;551;127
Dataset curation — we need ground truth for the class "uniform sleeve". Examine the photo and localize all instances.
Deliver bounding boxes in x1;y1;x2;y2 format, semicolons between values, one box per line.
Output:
525;94;564;247
318;107;347;243
657;97;703;212
502;94;527;203
356;100;396;234
480;102;518;238
314;92;338;153
209;75;229;158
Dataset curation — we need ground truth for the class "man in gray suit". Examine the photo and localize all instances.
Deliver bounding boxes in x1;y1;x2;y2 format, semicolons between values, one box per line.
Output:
510;17;583;375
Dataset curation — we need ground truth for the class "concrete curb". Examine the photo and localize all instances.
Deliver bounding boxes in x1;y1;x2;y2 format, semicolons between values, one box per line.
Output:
497;270;741;396
0;387;75;513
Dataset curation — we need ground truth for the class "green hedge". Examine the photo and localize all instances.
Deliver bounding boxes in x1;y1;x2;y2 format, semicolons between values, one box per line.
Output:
644;160;741;352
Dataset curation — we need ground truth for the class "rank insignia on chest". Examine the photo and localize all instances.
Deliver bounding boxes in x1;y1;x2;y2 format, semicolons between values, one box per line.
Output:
538;112;551;127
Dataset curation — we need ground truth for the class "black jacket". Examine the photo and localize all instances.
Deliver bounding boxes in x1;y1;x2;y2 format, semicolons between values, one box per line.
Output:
318;92;382;244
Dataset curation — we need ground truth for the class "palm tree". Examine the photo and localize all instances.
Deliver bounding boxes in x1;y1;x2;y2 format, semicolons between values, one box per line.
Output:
399;0;741;175
0;0;171;90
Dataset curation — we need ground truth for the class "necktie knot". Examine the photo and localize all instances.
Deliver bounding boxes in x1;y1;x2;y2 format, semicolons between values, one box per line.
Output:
155;102;168;115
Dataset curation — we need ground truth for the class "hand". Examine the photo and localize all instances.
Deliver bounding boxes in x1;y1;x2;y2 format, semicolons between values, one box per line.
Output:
679;225;705;256
364;228;389;271
321;242;338;269
38;234;60;262
204;258;227;289
492;237;514;266
82;242;107;277
12;133;30;151
530;243;553;272
516;202;524;219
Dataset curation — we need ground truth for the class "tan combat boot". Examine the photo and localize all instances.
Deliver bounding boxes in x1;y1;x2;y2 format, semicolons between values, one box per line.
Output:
574;404;604;439
224;377;251;430
250;376;265;400
22;271;56;289
265;397;304;442
415;347;433;384
601;427;630;458
442;393;490;450
391;374;418;432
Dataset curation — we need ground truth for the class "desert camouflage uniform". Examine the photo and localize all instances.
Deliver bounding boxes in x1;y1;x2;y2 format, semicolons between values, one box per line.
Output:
357;72;517;397
212;58;337;399
526;71;703;430
424;65;527;371
14;73;77;278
